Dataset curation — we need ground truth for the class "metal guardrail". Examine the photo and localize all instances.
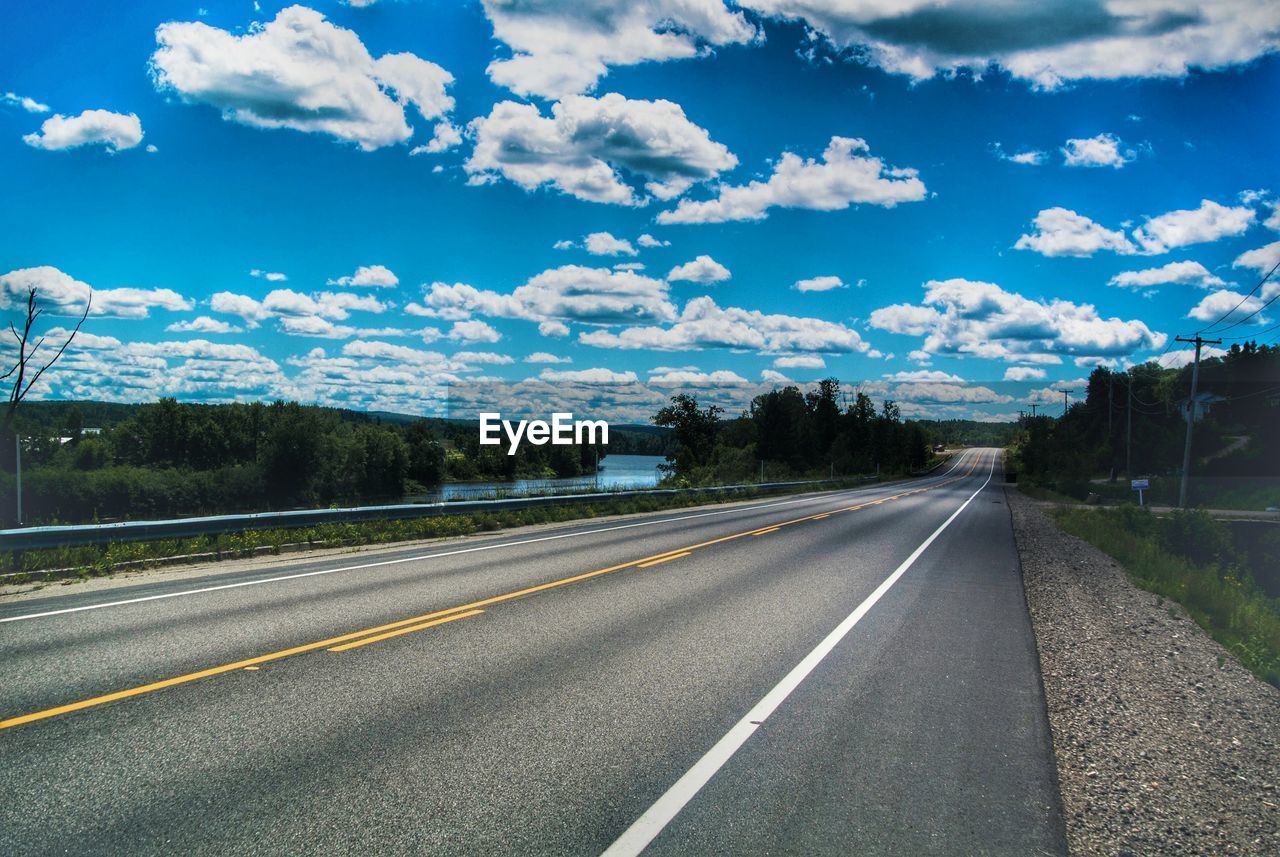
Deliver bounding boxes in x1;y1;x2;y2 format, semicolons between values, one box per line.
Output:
0;479;844;552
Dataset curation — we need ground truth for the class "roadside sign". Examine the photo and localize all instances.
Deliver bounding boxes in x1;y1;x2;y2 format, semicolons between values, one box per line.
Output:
1131;478;1149;506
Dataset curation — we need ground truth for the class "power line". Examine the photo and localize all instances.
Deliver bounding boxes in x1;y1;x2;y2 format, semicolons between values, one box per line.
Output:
1197;259;1279;334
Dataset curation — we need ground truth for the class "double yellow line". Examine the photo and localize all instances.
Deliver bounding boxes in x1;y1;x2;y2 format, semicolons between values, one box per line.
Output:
0;451;984;731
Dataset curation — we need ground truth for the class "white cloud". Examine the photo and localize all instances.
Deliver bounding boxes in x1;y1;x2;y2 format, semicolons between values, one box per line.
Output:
451;350;513;365
648;369;749;387
760;369;793;385
327;264;399;288
524;351;572;364
1234;240;1280;276
0;266;191;318
410;121;462;155
409;267;677;326
1003;366;1047;382
539;320;570;338
538;367;639;384
869;278;1166;363
447;319;501;343
23;109;143;152
481;0;757;98
1265;205;1280;232
998;147;1044;166
885;369;965;383
151;6;454;151
1015;207;1136;257
613;262;645;272
1132;199;1255;254
890;382;1012;405
1061;133;1133;168
250;269;288;282
1109;261;1226;290
583;232;638;256
1185;289;1268;325
578;296;870;354
2;92;49;113
658;136;926;224
637;233;669;248
774;355;825;368
740;1;1280;90
667;255;731;284
466;94;736;205
794;275;845;292
166;316;242;334
908;349;932;364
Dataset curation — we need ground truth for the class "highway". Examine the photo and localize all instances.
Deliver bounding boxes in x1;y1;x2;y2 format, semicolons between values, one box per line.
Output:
0;448;1066;856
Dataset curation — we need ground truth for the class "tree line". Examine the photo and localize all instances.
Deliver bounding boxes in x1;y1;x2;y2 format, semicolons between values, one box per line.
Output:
1010;342;1279;506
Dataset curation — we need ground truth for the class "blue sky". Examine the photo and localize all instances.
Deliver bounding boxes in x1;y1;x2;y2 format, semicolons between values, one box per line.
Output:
2;1;1279;422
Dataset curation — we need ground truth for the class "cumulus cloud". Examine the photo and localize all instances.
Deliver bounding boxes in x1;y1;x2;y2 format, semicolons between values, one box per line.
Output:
774;355;825;368
578;296;870;354
658;136;926;224
995;146;1044;165
667;255;730;284
1108;261;1226;290
481;0;757;98
250;269;288;282
209;287;388;336
150;5;454;151
583;232;638;256
1186;289;1268;325
538;367;639;384
327;264;399;288
637;233;669;248
466;94;736;205
885;369;965;383
1132;199;1255;254
539;320;570;338
407;267;677;327
794;275;845;292
410;121;461;155
166;316;242;334
869;278;1165;363
447;319;501;343
1015;207;1136;257
0;266;192;318
648;369;749;387
1234;240;1280;275
739;0;1280;90
1061;133;1133;168
23;109;144;152
1003;366;1047;382
524;351;572;364
3;92;50;113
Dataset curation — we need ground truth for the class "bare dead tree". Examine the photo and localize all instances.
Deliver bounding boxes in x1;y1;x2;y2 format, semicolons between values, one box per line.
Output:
3;286;92;437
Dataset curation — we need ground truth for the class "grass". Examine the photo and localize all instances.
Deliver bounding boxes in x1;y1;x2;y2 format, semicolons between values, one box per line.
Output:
1049;504;1280;686
1;478;878;582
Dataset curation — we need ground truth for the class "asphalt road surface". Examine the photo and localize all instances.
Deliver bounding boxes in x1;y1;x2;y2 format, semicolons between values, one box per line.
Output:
0;448;1066;856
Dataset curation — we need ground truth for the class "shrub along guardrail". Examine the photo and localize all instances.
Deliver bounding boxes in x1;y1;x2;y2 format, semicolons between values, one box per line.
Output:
0;479;844;552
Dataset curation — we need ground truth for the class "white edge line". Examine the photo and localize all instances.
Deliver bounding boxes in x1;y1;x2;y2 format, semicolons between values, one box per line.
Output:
600;451;995;857
0;452;975;625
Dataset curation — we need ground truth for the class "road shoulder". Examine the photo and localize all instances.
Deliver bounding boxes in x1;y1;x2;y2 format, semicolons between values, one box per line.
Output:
1007;488;1280;856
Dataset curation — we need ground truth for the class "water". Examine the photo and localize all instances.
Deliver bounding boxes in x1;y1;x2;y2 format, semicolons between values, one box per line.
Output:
414;454;667;502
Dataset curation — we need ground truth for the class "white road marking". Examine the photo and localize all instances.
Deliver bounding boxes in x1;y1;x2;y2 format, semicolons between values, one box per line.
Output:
600;450;996;857
0;452;975;625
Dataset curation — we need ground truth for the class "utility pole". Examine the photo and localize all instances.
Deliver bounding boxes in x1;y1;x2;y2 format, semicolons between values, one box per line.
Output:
1107;372;1114;439
1060;389;1074;417
1177;334;1221;508
1029;403;1038;418
14;433;21;527
1125;372;1133;476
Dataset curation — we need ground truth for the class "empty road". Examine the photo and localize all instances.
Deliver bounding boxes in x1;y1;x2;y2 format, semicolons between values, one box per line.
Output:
0;448;1066;855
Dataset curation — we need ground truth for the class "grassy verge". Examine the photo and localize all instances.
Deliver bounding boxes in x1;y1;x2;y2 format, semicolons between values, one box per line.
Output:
1049;504;1280;686
1;478;876;582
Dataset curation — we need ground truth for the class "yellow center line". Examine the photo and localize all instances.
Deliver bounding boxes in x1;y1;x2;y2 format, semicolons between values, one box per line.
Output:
637;552;691;569
328;610;483;652
0;450;989;731
752;527;781;536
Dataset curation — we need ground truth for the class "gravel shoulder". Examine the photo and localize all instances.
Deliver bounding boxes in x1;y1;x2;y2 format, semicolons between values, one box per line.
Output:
1008;488;1279;856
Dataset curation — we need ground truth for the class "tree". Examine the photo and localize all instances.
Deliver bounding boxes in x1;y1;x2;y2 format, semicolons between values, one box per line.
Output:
654;393;722;476
4;287;90;441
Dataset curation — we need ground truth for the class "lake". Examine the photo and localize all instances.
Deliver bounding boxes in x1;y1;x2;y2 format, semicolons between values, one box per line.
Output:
414;454;668;502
